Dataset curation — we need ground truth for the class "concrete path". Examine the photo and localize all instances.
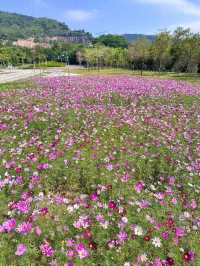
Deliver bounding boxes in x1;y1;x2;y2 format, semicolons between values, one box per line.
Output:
0;67;79;84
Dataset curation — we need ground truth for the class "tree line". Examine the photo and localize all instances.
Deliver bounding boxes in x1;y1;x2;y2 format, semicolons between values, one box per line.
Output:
81;28;200;74
1;27;200;74
0;42;84;67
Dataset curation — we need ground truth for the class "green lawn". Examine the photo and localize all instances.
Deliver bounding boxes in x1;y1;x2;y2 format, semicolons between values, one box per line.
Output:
71;68;200;84
0;79;36;91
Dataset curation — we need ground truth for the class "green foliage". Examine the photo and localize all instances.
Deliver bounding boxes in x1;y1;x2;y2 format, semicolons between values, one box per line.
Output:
0;11;91;41
94;34;128;48
82;46;128;68
123;33;155;43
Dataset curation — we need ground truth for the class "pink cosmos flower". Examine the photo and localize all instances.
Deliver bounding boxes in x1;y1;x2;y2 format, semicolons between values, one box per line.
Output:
96;214;105;222
73;215;91;229
190;199;197;209
50;259;58;266
117;231;128;243
66;239;75;247
64;263;75;266
0;123;7;130
29;175;40;189
37;163;49;171
175;227;185;238
161;231;169;240
66;250;75;257
90;192;98;201
154;192;165;200
168;176;175;185
137;200;150;209
2;218;16;232
75;243;89;259
134;181;145;193
196;145;200;153
35;226;42;236
13;200;29;214
15;244;27;256
106;163;113;171
171;198;177;205
121;172;130;182
40;242;54;257
16;222;32;234
48;152;57;160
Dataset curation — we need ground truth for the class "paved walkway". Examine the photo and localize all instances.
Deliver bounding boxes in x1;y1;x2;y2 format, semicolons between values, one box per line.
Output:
0;68;79;84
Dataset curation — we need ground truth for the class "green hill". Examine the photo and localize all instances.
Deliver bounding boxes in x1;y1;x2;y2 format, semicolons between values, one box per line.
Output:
123;34;156;43
0;10;91;41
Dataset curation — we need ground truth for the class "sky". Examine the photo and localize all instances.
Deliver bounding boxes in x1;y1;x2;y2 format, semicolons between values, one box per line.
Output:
1;0;200;35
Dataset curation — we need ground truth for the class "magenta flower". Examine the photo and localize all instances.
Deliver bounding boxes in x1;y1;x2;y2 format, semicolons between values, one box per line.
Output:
161;231;169;240
134;181;145;193
175;227;185;238
14;200;29;214
75;243;89;259
121;172;130;182
168;176;175;185
40;242;54;257
66;249;75;257
183;251;195;263
117;231;128;243
66;239;75;247
39;207;49;215
108;200;117;209
64;263;75;266
16;222;32;234
15;244;27;256
0;123;7;130
90;192;98;201
2;218;16;232
37;163;49;171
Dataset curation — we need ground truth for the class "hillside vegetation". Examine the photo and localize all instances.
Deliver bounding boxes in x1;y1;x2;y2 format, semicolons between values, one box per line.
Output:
0;11;90;41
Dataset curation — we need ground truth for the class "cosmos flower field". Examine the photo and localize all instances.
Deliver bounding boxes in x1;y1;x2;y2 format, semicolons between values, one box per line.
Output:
0;76;200;266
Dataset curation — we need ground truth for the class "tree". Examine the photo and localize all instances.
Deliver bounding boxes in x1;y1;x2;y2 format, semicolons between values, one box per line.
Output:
128;38;150;75
171;27;191;72
171;28;200;73
0;47;11;67
151;31;172;73
76;50;84;66
94;34;128;48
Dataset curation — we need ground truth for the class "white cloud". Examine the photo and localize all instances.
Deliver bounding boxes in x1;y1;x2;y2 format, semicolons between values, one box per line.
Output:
135;0;200;16
64;9;97;22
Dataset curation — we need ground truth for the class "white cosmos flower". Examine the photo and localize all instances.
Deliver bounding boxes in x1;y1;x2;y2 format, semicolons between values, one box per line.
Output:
134;225;144;236
140;253;148;262
121;217;128;224
67;205;74;213
152;237;162;247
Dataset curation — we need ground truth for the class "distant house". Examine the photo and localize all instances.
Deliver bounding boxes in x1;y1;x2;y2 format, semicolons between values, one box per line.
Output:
13;38;50;49
45;35;91;44
13;34;91;49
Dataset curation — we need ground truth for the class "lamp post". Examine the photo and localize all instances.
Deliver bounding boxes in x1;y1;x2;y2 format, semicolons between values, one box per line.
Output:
64;52;70;87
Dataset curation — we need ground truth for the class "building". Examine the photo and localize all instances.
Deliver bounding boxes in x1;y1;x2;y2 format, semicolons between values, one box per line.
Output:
13;38;50;49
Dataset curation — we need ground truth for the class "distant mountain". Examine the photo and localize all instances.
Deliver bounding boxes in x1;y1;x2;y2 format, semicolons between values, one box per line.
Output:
0;10;92;42
0;10;155;46
123;34;156;43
